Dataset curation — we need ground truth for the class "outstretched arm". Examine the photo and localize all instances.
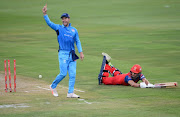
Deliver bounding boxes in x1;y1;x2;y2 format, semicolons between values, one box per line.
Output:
142;78;149;85
42;4;58;31
128;80;140;87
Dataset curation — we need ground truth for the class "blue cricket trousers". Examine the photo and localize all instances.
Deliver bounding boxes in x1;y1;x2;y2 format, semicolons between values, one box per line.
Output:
51;50;76;93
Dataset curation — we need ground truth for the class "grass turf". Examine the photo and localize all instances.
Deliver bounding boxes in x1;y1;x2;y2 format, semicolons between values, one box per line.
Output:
0;0;180;117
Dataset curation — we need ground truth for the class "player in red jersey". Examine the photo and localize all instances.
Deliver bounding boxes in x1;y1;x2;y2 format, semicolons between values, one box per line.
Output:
98;53;149;87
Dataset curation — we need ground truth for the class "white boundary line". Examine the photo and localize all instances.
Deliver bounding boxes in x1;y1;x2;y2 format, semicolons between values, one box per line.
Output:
58;85;85;92
36;85;85;93
35;86;92;105
36;86;50;91
0;103;30;108
78;99;92;104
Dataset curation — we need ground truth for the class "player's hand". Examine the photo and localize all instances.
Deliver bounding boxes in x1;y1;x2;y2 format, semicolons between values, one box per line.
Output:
142;78;149;85
42;4;47;15
145;80;149;85
80;52;84;61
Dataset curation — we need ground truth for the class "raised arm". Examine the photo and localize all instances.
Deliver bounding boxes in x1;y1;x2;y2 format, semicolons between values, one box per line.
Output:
42;4;59;31
42;4;47;15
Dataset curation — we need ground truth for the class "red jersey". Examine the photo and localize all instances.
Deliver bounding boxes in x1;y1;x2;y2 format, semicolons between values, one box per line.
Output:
102;72;145;86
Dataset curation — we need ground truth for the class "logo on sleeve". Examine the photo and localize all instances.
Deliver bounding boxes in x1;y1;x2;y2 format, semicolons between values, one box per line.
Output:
71;29;75;32
128;76;132;80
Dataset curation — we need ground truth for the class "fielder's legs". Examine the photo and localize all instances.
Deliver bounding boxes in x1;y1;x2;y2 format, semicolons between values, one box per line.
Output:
51;51;68;89
66;53;80;98
67;60;76;93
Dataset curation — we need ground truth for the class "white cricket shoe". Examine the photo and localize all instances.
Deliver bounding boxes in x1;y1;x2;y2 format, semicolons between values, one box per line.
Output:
102;52;111;62
67;93;80;98
50;85;58;97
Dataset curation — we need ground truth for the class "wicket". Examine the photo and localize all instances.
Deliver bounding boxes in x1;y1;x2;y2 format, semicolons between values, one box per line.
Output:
4;59;16;92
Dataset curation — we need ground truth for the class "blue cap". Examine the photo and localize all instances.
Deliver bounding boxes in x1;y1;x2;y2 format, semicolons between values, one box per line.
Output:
61;13;70;18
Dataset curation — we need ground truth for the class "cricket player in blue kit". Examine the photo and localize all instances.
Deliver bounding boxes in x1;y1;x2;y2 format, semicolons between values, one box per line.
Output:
42;4;84;98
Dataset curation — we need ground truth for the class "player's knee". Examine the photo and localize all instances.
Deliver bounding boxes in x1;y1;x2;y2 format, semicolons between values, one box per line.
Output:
102;71;109;77
114;71;121;76
60;72;67;77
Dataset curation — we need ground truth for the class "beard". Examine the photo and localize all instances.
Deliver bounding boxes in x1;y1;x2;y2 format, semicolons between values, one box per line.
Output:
63;21;69;27
131;72;141;79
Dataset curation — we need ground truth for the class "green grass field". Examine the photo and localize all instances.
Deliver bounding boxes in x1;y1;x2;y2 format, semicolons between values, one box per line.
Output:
0;0;180;116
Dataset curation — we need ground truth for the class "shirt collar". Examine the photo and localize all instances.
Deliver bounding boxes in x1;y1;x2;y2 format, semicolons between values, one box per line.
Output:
62;23;71;28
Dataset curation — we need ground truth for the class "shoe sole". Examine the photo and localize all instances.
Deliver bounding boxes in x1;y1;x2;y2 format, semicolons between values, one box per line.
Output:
102;52;111;61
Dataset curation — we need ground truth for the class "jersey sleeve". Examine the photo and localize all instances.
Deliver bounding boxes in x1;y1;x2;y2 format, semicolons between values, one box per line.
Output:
140;74;145;80
74;29;83;53
43;15;59;31
124;75;133;83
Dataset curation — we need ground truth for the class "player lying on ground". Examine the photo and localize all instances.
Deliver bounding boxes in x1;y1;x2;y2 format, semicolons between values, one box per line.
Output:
98;53;150;88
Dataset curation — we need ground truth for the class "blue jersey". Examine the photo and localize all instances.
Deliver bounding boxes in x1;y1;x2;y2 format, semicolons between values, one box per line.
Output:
124;73;145;84
43;15;82;53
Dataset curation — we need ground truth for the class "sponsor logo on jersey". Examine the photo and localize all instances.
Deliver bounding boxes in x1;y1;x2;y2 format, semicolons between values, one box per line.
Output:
72;29;75;32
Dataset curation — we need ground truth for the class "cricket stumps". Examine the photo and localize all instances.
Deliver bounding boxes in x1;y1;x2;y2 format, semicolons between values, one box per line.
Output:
4;59;16;92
